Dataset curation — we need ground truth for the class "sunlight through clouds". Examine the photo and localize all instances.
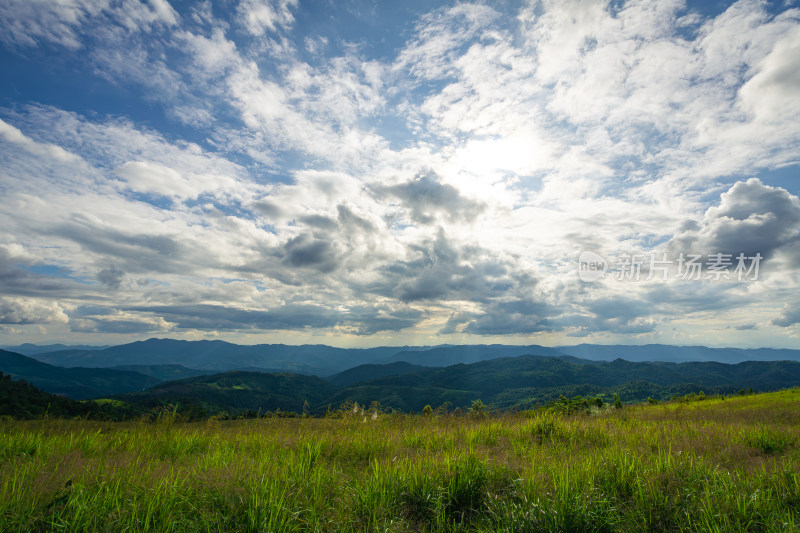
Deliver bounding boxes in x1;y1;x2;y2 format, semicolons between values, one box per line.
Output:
0;0;798;347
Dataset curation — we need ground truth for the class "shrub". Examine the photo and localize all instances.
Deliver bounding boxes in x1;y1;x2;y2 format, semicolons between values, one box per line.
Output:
469;399;487;417
742;426;795;455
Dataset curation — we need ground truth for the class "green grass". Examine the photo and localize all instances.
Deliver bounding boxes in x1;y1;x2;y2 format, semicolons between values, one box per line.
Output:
1;390;799;531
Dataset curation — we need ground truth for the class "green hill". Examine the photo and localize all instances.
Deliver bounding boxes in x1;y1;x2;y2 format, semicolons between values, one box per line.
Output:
0;349;160;399
110;364;211;382
325;356;800;412
9;348;800;416
325;361;429;388
116;371;340;416
0;372;142;420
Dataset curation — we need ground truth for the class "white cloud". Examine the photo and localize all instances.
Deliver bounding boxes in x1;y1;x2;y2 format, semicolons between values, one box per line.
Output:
237;0;298;36
0;118;81;164
739;25;800;122
115;161;240;201
70;310;175;334
670;178;800;261
0;298;69;325
0;0;108;49
0;0;799;346
0;0;178;49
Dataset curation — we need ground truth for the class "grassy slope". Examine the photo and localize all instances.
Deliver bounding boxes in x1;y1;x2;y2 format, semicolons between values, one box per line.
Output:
1;389;798;531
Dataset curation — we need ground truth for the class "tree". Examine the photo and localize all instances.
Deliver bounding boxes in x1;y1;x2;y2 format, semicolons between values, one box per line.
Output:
469;399;487;416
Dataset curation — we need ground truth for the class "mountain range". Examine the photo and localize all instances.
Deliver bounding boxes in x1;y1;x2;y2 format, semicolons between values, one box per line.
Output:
7;339;800;376
3;339;800;418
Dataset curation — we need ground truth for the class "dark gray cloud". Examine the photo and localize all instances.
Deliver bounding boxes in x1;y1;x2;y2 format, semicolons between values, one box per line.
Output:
129;303;340;331
341;304;425;335
0;264;75;298
669;178;800;260
641;284;743;314
128;302;423;334
0;247;82;298
282;233;341;272
251;199;284;218
52;214;186;274
580;297;657;335
97;266;126;289
337;204;376;232
376;229;520;303
462;299;559;335
772;307;800;327
452;290;664;337
299;214;338;230
376;171;486;224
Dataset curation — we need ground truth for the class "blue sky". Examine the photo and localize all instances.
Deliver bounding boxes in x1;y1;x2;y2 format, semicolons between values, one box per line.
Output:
0;0;799;348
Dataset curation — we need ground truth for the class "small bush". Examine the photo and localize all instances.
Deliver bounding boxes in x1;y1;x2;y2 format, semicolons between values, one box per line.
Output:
742;426;795;455
469;399;487;417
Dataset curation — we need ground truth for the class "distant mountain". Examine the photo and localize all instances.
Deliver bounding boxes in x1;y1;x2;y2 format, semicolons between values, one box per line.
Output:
324;355;800;412
116;371;339;415
326;361;430;388
1;343;109;356
29;338;433;375
385;344;800;366
21;339;800;377
0;349;160;399
382;345;566;366
556;344;800;363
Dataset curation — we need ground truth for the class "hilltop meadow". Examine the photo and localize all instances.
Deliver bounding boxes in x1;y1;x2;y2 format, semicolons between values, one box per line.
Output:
1;389;799;532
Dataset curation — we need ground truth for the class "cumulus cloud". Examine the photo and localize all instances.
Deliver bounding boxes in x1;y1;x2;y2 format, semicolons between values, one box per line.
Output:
376;172;485;224
462;299;560;336
0;297;69;325
0;0;799;347
384;229;519;304
670;178;800;260
282;233;342;273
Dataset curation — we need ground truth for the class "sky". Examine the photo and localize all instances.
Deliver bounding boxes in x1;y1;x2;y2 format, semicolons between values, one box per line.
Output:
0;0;799;349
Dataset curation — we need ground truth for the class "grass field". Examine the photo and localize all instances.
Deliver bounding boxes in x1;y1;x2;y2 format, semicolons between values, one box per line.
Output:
1;390;799;532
